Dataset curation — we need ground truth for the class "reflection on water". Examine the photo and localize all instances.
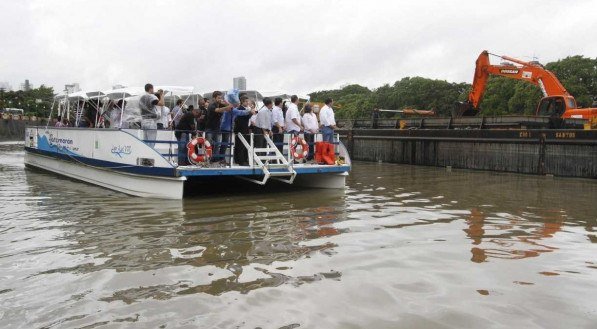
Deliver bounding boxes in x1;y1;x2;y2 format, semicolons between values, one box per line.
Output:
465;208;564;263
1;142;596;328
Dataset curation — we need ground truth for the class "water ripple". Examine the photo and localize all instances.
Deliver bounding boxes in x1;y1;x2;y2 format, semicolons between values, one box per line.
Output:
0;143;596;328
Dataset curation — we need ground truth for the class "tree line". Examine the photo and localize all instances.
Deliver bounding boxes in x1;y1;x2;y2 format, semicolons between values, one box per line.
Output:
2;55;595;119
309;55;597;119
0;86;55;117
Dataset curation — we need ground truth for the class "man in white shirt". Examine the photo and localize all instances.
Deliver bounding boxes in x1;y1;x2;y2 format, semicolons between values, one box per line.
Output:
319;98;337;143
255;98;274;148
285;95;302;135
171;99;185;129
159;105;171;129
272;97;285;154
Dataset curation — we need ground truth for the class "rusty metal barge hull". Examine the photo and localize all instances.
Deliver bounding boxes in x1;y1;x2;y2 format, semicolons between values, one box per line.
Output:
339;128;596;178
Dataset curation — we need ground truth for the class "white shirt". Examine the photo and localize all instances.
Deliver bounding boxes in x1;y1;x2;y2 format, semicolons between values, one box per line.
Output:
272;106;285;128
249;113;257;127
302;112;319;133
160;106;171;127
171;105;184;125
285;103;301;132
255;106;272;130
319;105;336;127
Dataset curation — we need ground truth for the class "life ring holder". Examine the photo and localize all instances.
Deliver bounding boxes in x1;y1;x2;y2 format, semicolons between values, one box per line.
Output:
290;136;309;160
187;137;212;164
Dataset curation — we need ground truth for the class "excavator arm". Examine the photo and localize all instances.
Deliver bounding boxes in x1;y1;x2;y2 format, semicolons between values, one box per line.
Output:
464;50;571;113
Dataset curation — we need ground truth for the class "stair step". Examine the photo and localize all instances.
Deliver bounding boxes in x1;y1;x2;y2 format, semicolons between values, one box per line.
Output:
266;164;290;169
268;171;294;177
258;156;287;161
254;148;278;153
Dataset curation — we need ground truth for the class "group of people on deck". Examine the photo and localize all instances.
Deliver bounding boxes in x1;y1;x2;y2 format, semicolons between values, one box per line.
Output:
171;89;337;167
52;82;337;167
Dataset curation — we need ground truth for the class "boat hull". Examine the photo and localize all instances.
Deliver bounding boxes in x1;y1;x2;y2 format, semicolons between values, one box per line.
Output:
24;152;185;199
293;172;348;189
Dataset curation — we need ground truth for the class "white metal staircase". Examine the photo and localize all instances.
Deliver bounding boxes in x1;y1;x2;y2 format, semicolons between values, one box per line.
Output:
74;106;83;127
237;133;297;185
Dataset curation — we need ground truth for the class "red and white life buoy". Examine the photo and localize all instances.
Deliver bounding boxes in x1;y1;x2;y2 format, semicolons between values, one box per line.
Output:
187;137;212;164
290;136;309;160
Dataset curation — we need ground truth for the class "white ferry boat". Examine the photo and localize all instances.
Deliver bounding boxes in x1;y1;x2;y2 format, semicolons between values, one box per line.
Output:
23;87;351;199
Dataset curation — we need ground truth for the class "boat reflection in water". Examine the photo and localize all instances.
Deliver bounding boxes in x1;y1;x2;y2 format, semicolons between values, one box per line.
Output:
465;208;565;263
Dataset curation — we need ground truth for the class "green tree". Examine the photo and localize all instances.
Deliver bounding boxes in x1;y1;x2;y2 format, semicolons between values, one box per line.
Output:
0;85;54;116
546;56;597;107
309;54;597;118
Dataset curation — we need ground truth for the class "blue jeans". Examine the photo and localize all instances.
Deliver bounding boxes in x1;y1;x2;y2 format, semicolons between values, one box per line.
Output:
304;133;315;160
321;126;334;143
177;133;189;165
220;131;231;163
205;131;222;162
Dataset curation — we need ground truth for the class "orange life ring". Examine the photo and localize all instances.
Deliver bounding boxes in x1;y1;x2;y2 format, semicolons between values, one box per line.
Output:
187;137;212;164
290;136;309;160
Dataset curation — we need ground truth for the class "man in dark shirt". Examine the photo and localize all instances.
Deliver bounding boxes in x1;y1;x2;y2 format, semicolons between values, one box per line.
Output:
197;98;208;131
233;96;253;166
175;106;200;166
82;104;97;128
205;91;232;163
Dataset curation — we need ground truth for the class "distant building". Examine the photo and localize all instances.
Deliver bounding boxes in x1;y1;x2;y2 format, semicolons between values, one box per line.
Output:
20;79;32;91
233;76;246;90
112;84;126;90
0;81;11;91
65;83;81;93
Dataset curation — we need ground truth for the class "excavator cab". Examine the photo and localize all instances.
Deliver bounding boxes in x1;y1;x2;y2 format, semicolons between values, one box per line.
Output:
536;96;567;117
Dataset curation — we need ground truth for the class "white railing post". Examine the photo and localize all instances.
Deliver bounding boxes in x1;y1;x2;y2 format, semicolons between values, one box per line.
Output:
230;132;235;167
249;133;254;167
286;133;291;163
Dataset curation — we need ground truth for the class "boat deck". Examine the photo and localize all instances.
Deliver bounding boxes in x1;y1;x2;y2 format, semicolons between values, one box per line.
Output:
177;163;350;177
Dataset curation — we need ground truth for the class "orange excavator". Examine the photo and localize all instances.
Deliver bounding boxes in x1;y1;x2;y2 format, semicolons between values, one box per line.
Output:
459;50;597;121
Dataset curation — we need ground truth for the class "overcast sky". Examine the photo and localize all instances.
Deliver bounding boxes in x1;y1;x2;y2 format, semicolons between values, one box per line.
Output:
1;0;596;94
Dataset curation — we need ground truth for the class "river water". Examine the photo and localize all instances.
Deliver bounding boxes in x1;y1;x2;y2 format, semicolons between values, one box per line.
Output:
0;141;596;328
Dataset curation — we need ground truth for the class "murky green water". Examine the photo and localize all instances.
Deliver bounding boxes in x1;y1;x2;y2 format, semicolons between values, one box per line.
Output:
1;142;596;328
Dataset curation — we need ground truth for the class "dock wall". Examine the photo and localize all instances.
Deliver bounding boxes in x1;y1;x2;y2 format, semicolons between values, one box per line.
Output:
339;129;597;178
0;119;47;142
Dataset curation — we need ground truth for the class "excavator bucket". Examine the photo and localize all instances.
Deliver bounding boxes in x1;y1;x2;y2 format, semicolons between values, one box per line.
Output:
452;101;479;117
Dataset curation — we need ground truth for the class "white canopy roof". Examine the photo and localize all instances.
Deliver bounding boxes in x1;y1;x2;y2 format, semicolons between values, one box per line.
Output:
103;87;145;100
102;86;194;100
54;90;106;101
260;91;310;101
155;86;194;96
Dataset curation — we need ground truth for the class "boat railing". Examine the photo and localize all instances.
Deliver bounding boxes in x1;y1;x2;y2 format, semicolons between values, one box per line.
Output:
138;129;342;168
